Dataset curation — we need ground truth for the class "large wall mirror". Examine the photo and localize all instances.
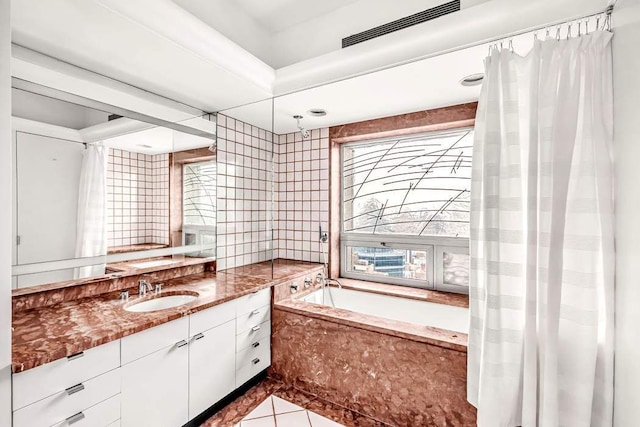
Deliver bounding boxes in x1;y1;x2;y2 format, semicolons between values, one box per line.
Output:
11;83;220;289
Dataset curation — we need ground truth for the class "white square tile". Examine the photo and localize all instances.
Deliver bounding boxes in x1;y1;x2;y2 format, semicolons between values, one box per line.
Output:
243;397;274;420
240;416;276;427
272;396;305;414
307;411;344;427
275;411;310;427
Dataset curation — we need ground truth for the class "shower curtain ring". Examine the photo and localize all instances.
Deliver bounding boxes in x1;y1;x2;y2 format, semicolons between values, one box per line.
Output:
556;26;561;40
567;23;572;39
508;39;514;52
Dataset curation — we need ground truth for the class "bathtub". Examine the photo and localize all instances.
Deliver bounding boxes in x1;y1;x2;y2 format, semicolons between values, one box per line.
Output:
303;286;469;333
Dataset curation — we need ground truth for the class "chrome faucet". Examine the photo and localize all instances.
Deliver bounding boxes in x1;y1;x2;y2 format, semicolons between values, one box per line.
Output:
138;279;153;297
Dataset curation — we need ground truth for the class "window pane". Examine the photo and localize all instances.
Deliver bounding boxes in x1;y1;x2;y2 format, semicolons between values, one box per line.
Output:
443;251;469;287
343;130;472;237
183;161;216;227
345;245;432;283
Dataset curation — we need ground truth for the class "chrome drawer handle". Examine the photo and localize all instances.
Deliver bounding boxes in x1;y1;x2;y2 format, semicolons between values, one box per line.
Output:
251;309;260;316
66;412;85;425
65;383;85;396
252;342;260;348
67;352;84;361
252;358;260;365
175;339;188;348
251;325;261;332
192;333;205;342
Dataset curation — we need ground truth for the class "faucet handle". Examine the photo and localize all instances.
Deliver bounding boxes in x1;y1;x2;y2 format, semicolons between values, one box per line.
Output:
155;283;162;293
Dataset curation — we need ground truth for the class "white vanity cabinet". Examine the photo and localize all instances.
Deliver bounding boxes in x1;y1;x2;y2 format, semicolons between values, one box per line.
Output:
188;299;237;419
235;289;272;387
12;339;121;427
121;316;189;427
12;288;273;427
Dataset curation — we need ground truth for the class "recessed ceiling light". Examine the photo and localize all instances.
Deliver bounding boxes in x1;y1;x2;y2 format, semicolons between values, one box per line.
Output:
460;73;484;87
307;109;327;117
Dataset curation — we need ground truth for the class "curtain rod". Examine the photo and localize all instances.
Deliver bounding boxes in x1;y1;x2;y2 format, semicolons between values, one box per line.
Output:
275;5;615;99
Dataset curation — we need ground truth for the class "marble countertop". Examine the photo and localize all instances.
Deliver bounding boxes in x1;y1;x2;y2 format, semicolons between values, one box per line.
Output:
12;260;322;373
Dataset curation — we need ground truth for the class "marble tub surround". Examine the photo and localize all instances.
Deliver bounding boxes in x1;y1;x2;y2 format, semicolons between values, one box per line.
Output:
12;257;215;312
276;295;466;351
224;259;323;281
270;309;476;426
12;270;273;373
203;378;387;427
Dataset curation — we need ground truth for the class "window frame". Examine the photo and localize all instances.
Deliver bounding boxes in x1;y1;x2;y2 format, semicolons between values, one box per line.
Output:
339;128;472;294
182;160;217;256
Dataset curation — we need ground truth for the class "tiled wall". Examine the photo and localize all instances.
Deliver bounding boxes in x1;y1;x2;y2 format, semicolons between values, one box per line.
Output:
215;114;274;270
107;149;169;248
274;129;330;264
214;113;330;270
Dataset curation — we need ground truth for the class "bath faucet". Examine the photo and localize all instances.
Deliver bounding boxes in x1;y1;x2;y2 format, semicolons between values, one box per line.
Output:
138;279;153;296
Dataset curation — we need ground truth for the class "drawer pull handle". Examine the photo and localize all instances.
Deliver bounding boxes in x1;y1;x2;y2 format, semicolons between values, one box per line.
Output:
251;325;261;332
251;290;259;294
193;333;205;341
252;342;260;348
175;340;188;348
251;309;260;316
67;352;84;361
252;358;260;365
66;412;85;425
65;383;85;396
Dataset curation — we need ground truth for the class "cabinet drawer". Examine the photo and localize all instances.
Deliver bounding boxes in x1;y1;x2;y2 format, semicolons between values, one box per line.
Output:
236;320;270;352
235;346;270;388
236;288;270;316
13;339;120;410
121;316;188;365
14;368;120;427
189;299;236;336
50;394;120;427
236;304;270;335
235;337;270;370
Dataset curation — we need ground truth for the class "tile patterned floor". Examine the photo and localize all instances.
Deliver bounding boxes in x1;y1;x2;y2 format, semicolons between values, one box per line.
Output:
202;378;389;427
234;394;343;427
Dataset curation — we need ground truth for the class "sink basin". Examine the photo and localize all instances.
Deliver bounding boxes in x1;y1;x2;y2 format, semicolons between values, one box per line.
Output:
125;293;198;312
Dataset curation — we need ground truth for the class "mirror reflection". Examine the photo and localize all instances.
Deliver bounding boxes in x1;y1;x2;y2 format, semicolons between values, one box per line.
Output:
11;87;218;289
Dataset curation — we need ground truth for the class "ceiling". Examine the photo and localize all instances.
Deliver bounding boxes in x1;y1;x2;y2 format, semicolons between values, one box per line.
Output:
10;0;611;136
231;0;361;34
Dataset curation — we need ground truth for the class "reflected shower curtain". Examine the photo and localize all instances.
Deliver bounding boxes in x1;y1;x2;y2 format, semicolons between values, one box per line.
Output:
468;32;614;427
74;143;108;278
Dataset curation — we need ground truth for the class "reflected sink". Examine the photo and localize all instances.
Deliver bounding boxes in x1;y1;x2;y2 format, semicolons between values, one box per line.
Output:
124;293;198;312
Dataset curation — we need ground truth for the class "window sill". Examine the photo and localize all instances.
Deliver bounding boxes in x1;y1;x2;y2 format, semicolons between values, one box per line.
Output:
336;277;468;308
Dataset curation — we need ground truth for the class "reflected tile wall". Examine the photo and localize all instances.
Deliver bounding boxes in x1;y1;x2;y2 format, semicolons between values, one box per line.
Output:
274;129;330;263
216;114;274;271
107;149;169;247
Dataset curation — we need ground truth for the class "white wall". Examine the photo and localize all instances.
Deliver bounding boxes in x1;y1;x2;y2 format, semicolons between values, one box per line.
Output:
0;0;12;424
612;0;640;425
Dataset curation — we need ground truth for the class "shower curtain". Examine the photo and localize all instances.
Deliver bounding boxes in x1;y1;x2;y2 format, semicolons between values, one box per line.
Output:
468;31;614;427
74;143;108;278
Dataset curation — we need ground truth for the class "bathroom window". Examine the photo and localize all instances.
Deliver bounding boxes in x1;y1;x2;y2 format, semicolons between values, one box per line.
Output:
340;128;472;293
183;160;216;256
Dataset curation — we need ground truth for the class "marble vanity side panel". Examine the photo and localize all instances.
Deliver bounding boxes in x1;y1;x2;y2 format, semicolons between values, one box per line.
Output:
270;308;477;426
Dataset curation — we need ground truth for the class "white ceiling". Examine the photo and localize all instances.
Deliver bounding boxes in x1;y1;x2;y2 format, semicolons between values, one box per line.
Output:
231;0;361;34
11;0;611;136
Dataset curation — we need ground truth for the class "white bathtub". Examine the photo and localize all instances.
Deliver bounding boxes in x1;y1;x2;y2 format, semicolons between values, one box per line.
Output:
303;287;469;334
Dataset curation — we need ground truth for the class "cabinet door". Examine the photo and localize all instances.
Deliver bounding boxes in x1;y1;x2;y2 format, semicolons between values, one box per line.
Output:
121;342;188;427
188;319;236;420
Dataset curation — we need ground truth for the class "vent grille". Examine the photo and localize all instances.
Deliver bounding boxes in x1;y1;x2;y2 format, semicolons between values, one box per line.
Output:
342;0;461;48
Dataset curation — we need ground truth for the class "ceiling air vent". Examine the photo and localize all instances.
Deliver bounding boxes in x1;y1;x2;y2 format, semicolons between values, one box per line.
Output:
342;0;461;48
